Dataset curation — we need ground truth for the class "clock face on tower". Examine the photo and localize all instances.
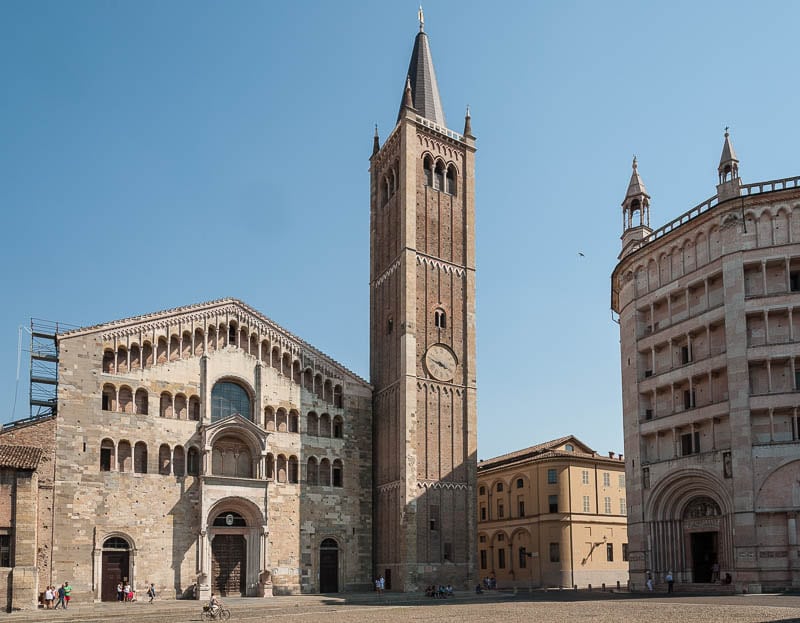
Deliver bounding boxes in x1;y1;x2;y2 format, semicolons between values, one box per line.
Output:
424;344;457;382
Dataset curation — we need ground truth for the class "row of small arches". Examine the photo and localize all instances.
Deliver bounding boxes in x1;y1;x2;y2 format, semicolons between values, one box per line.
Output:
102;323;344;407
100;383;344;438
99;439;200;475
626;204;800;295
98;438;345;486
423;155;457;195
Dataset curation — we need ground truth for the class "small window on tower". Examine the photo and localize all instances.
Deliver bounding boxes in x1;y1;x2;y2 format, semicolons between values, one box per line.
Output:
386;316;394;335
446;165;457;195
423;156;433;187
791;271;800;292
434;161;445;190
434;308;447;329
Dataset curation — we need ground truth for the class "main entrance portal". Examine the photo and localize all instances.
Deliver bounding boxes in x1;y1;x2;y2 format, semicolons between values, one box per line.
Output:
212;534;246;596
690;531;718;583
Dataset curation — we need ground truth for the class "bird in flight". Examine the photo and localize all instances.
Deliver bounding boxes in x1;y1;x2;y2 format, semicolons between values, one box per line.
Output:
578;252;585;257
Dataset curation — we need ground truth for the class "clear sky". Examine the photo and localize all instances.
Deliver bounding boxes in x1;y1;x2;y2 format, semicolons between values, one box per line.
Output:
1;1;798;461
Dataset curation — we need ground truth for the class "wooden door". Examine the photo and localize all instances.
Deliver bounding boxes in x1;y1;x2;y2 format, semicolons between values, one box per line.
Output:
101;551;129;601
319;542;338;593
211;534;246;596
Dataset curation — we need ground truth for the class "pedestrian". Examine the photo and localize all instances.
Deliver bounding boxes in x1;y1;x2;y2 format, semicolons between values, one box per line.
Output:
379;575;385;595
124;582;131;603
147;583;156;604
646;574;653;592
54;583;66;609
666;570;674;593
117;581;124;602
63;581;72;609
44;585;54;608
712;562;720;583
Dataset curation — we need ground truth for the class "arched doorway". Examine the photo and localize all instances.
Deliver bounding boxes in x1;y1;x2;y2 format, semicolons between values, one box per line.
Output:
319;538;339;593
101;536;131;601
645;470;731;585
683;496;721;583
211;512;247;597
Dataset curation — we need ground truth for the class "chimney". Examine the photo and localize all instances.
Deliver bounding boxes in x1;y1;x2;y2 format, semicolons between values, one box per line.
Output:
608;451;615;459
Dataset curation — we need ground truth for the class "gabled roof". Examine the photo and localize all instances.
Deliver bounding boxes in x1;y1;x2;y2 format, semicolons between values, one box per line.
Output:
478;435;609;471
397;26;446;127
57;297;369;387
0;445;43;470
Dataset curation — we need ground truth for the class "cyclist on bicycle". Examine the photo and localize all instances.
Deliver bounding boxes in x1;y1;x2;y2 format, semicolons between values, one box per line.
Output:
208;593;222;616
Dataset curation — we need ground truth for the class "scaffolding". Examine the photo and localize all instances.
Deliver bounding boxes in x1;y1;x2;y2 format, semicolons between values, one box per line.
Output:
29;318;61;418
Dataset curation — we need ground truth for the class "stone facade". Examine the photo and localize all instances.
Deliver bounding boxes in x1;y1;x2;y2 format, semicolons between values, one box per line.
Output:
0;298;373;609
369;21;477;591
612;133;800;592
477;436;628;590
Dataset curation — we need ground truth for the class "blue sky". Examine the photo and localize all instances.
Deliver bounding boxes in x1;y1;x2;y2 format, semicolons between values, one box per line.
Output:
1;1;798;461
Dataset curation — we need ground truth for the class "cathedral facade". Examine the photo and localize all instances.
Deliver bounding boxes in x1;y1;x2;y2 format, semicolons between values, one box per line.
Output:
612;133;800;592
0;17;477;610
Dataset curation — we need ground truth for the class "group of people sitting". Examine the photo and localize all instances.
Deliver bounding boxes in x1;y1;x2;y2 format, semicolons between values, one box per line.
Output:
424;584;454;598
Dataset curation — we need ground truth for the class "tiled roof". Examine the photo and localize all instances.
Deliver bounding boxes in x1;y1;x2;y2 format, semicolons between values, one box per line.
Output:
0;445;43;470
478;435;607;471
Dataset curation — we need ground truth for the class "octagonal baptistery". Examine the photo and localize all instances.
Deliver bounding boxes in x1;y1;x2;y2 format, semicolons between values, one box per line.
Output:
612;133;800;593
52;298;372;601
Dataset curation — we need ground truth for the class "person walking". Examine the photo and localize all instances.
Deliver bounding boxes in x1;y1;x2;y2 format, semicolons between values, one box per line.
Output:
666;571;674;593
147;583;156;604
54;583;66;609
117;581;124;602
63;582;72;609
44;585;54;609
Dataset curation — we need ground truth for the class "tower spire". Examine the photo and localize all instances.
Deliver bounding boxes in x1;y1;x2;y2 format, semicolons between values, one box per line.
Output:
717;127;742;201
372;124;380;156
718;127;739;183
397;10;446;126
620;156;652;258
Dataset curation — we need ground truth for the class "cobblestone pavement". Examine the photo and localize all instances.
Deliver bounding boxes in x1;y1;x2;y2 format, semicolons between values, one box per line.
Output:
5;591;800;623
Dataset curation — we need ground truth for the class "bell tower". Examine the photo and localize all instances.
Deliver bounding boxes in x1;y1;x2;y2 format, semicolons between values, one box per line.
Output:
620;156;652;259
369;11;477;591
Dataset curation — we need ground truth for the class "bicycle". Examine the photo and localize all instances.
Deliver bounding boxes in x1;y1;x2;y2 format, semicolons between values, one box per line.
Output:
201;604;231;620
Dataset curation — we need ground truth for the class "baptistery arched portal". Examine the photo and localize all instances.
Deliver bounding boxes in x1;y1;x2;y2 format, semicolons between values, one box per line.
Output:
646;470;732;584
683;496;721;583
319;538;339;593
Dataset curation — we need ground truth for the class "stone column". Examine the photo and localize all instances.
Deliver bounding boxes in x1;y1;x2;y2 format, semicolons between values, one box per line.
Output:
197;532;210;601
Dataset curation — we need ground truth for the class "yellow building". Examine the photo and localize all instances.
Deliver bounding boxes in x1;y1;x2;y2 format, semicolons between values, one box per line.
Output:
477;436;628;589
